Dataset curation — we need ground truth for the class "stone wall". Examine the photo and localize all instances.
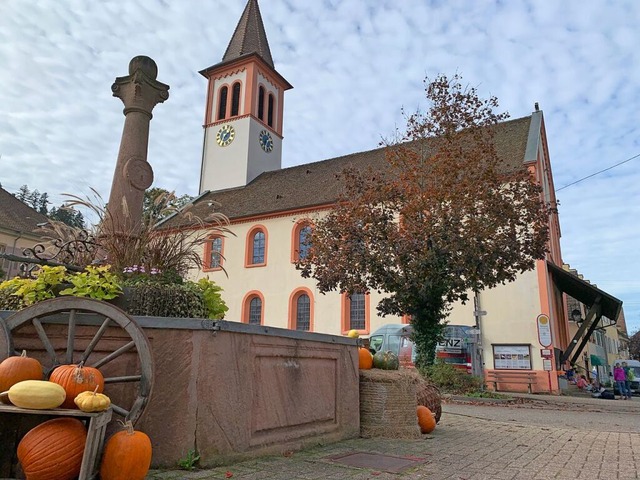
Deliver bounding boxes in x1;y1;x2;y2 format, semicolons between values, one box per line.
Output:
0;313;360;468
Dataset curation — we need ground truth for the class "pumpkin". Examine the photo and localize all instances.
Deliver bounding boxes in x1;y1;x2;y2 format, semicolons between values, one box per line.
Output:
347;329;360;339
100;421;152;480
358;347;373;369
0;350;43;392
50;361;104;409
416;405;436;434
18;417;87;480
7;380;66;409
372;350;400;370
74;386;111;412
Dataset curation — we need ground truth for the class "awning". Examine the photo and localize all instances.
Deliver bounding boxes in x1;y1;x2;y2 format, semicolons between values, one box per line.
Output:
590;354;606;367
547;261;622;321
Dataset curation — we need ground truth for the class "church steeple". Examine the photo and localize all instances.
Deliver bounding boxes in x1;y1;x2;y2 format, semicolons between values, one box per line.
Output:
222;0;274;68
198;0;292;194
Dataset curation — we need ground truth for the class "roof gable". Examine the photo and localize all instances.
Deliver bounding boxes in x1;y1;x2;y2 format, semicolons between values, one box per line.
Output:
0;186;49;235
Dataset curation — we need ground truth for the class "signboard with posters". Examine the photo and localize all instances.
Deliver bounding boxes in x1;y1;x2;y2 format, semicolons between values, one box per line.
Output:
536;314;552;347
493;344;532;370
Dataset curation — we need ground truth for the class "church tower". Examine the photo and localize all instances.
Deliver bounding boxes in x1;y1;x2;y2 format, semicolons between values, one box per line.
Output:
199;0;292;194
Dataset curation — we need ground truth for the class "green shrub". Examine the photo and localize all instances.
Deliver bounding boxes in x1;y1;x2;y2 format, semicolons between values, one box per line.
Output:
186;278;228;319
421;361;484;394
124;283;206;318
0;266;66;306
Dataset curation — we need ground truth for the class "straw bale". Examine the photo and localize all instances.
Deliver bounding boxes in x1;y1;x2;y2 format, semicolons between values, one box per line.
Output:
359;369;421;438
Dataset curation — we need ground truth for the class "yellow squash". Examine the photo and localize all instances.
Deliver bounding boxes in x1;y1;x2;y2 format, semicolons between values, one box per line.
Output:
7;380;66;409
74;387;111;412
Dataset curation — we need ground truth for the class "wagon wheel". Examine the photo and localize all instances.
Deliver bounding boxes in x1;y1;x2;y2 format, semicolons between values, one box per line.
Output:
3;296;153;425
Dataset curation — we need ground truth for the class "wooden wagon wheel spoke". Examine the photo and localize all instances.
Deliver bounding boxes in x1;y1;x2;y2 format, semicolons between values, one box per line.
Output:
104;375;142;384
65;308;77;364
31;318;58;366
3;297;154;426
80;316;114;364
110;403;130;418
89;340;135;370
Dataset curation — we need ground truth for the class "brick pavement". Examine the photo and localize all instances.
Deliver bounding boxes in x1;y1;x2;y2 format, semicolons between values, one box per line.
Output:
146;403;640;480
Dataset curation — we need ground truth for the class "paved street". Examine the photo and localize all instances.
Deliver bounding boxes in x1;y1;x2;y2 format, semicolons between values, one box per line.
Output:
147;395;640;479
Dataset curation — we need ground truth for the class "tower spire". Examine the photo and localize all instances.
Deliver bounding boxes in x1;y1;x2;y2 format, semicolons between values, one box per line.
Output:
222;0;274;68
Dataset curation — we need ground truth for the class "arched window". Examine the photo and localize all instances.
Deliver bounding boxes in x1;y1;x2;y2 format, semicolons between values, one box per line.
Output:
217;86;228;120
231;82;241;117
241;291;264;325
291;220;313;262
203;236;224;271
252;231;265;264
245;225;268;267
296;294;310;331
341;292;370;334
248;297;262;325
267;93;274;127
258;86;265;121
289;288;314;331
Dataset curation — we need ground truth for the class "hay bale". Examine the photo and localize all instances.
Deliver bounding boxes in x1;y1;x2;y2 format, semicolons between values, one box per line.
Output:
416;379;442;424
359;369;421;439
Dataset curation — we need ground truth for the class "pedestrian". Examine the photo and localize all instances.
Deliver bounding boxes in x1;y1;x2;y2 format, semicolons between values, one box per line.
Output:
613;364;629;400
622;362;634;399
576;374;588;389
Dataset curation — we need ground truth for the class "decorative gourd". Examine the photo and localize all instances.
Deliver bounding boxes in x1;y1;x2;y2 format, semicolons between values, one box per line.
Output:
358;347;373;369
372;350;400;370
6;380;66;409
416;405;436;434
50;361;104;409
0;350;43;392
18;417;87;480
74;386;111;412
100;420;152;480
0;390;12;405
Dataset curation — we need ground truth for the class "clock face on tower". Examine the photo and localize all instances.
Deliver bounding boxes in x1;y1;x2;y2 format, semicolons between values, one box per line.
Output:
216;124;235;147
259;130;274;153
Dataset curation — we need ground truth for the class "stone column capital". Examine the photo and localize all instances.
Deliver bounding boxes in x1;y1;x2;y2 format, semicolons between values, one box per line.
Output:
111;56;170;118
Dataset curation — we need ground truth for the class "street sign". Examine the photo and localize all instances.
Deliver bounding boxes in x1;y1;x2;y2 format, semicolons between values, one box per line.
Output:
474;310;487;316
537;314;552;347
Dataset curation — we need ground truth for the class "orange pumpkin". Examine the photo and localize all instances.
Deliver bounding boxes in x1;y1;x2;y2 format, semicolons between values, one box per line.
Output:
0;350;43;392
417;405;436;434
100;421;152;480
358;347;373;369
18;417;87;480
49;362;104;409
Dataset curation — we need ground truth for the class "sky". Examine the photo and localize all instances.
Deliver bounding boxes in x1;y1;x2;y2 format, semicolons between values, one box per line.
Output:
0;0;639;333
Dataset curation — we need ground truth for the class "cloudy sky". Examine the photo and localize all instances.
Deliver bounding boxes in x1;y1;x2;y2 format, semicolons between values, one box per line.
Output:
1;0;639;332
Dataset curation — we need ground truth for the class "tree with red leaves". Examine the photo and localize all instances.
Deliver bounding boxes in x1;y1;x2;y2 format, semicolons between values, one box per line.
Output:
297;74;550;367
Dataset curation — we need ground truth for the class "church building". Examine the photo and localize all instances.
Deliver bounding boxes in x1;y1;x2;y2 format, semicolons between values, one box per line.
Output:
165;0;623;394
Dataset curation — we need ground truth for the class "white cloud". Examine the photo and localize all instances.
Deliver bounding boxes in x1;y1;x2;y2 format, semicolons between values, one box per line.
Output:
0;0;639;331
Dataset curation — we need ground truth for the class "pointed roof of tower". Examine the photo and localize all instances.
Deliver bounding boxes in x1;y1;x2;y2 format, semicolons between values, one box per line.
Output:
222;0;274;68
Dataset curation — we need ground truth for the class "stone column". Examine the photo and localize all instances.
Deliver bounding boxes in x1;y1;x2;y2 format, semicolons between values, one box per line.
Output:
105;56;169;235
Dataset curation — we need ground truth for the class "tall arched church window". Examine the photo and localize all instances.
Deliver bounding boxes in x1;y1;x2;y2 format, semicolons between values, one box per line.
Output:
267;93;274;127
252;231;265;264
231;82;241;117
288;288;314;332
258;86;265;121
248;297;262;325
296;294;310;331
341;292;370;334
217;86;228;120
